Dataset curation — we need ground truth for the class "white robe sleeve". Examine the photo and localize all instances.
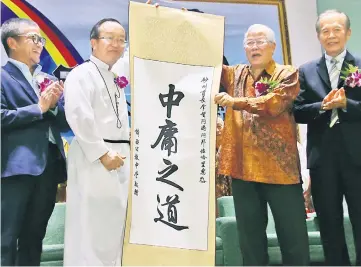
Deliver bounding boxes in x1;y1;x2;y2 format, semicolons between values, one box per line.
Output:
64;68;109;163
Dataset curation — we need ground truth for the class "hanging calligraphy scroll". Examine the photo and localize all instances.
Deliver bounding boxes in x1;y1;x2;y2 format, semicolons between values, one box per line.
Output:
130;58;213;250
123;1;224;265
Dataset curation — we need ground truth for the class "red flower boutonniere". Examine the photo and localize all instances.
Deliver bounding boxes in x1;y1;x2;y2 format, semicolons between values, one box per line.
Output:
341;63;361;88
114;75;129;89
37;76;52;94
254;77;280;97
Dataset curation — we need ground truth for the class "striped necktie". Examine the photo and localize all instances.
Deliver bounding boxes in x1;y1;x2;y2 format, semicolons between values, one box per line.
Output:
329;58;339;128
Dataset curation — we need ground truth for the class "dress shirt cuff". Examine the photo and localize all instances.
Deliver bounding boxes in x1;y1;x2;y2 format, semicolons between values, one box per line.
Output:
37;104;44;119
82;142;109;163
49;106;59;116
319;107;346;113
318;101;326;114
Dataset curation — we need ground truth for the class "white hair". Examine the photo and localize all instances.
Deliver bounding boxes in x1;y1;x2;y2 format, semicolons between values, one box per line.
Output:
243;24;276;44
316;9;350;34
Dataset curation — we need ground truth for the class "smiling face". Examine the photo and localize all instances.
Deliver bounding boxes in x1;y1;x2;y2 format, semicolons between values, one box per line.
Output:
244;31;276;70
8;24;43;68
91;21;126;68
318;12;351;57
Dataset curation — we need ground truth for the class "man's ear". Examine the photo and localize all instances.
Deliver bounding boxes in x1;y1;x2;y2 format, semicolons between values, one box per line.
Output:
271;42;276;54
90;39;97;52
7;37;18;52
346;28;352;41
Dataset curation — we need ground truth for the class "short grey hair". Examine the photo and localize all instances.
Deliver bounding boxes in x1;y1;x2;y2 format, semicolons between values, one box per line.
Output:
243;24;276;44
1;18;38;56
316;9;351;34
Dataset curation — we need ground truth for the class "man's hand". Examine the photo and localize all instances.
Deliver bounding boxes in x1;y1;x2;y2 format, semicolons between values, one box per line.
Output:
38;87;53;113
146;1;189;11
146;0;159;7
214;92;235;108
321;89;337;110
100;151;126;171
47;81;64;109
322;88;347;110
38;80;64;112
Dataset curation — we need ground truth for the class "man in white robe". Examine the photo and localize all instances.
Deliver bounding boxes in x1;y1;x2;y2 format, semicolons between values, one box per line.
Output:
63;18;130;266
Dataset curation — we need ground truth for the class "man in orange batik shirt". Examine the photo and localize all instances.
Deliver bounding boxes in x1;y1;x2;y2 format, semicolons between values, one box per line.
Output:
215;24;309;266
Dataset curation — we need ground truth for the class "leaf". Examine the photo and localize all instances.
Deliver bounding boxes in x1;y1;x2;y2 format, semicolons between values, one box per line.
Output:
259;77;268;83
340;63;359;80
348;63;359;72
268;81;280;90
341;70;349;76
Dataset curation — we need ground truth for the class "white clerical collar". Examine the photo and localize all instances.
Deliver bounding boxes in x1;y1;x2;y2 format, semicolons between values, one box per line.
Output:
325;49;346;63
90;55;111;70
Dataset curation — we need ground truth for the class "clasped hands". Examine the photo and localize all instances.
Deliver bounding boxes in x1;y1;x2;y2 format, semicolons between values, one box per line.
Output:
321;88;347;110
38;80;64;113
100;150;126;171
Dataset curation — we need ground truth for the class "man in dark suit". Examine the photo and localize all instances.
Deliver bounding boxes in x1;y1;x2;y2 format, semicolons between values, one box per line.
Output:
294;10;361;266
1;18;68;266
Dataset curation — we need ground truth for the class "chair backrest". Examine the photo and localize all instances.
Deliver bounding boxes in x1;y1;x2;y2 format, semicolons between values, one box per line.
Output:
217;196;236;217
42;203;66;245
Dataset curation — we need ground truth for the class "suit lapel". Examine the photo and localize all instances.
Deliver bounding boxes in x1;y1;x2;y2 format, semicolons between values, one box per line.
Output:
3;62;38;103
316;55;331;92
338;51;356;88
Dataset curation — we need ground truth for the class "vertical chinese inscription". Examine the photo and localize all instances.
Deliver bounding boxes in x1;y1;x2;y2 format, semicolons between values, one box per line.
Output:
152;84;188;231
134;128;140;196
199;77;208;184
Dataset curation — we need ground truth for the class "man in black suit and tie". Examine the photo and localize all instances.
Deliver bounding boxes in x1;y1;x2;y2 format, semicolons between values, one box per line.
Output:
294;10;361;266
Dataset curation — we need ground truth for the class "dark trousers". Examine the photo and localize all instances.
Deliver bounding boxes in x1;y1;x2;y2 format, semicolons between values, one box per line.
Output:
310;124;361;266
1;143;63;266
232;178;310;266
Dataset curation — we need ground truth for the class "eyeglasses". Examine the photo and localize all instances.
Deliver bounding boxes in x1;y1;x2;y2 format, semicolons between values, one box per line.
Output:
17;33;46;46
98;36;128;46
244;39;269;48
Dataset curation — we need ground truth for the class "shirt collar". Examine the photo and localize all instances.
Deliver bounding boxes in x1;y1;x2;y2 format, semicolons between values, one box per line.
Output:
247;59;276;77
90;55;111;71
264;60;276;75
8;58;42;76
325;49;347;63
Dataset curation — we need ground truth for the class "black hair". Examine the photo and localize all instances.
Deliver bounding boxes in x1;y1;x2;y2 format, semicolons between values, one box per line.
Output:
90;18;122;40
1;18;38;56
